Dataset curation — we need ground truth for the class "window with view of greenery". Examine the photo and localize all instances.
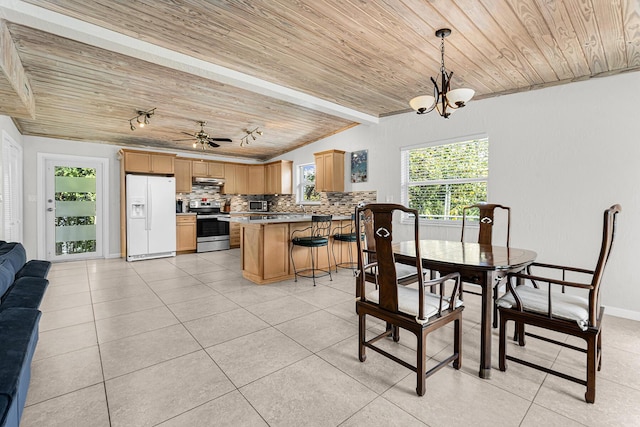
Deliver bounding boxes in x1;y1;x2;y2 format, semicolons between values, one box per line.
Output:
298;163;321;203
401;137;488;221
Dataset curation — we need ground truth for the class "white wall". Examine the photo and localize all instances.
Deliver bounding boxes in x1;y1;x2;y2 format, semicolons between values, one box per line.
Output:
0;116;23;242
275;72;640;319
21;137;123;259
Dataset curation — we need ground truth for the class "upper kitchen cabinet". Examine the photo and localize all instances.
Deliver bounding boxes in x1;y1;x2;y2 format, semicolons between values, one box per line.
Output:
265;161;293;195
192;160;225;178
121;149;175;174
223;163;248;194
174;158;192;193
314;150;344;192
248;165;265;195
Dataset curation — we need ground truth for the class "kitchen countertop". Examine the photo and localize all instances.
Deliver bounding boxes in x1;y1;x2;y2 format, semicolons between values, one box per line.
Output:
221;214;351;224
176;212;197;216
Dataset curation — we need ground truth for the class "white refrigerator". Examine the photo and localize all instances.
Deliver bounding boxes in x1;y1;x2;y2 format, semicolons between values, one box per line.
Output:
126;174;176;261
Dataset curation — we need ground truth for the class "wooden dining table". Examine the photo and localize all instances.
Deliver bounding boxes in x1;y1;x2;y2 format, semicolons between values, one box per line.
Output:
392;239;537;379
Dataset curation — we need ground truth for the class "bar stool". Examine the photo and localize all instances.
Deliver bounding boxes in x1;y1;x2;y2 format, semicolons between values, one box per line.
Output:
290;215;333;286
331;214;358;273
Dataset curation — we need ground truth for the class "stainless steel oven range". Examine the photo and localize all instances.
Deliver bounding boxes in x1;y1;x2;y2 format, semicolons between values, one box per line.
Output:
188;200;230;252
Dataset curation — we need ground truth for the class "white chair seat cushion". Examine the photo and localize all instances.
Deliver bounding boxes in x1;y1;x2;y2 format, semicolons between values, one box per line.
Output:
396;263;420;281
497;286;590;331
366;286;463;322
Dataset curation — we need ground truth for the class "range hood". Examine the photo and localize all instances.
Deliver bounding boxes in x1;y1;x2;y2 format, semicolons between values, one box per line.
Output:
193;177;225;186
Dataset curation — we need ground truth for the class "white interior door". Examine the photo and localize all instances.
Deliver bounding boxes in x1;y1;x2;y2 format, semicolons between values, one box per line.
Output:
44;158;105;261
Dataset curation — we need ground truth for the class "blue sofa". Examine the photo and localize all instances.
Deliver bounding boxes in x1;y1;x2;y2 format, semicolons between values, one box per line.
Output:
0;242;50;427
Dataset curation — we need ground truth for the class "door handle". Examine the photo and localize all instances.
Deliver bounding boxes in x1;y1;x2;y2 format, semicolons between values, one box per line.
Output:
47;208;53;212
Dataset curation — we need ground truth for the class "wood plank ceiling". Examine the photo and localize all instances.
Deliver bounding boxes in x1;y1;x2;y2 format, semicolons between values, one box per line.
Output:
1;0;639;160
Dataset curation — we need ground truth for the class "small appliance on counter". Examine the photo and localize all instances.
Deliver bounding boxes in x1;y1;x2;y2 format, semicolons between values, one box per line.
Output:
176;199;184;213
249;200;268;212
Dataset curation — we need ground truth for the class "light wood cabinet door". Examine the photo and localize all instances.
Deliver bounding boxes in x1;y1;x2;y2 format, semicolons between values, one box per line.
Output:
263;223;290;280
193;160;225;178
122;150;175;174
150;154;174;174
229;222;240;248
192;160;209;177
264;161;293;195
208;162;225;178
314;150;344;192
223;163;236;194
176;216;196;251
235;164;249;195
123;151;151;173
248;165;265;195
174;158;192;193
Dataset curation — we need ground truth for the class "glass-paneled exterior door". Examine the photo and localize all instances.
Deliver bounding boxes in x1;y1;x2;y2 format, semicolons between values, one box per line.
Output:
45;159;104;261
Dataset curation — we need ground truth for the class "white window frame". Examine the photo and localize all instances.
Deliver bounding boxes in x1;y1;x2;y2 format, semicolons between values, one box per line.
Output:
401;134;489;224
297;162;321;205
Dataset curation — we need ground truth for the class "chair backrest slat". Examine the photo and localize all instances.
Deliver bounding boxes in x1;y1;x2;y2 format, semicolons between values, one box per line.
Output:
589;204;621;323
356;203;424;318
461;203;511;247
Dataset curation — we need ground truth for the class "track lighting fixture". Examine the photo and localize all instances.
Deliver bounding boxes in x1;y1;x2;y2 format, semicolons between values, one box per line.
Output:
240;128;263;147
128;108;156;131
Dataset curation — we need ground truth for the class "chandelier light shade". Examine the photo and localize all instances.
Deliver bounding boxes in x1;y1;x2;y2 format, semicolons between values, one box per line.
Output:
409;28;474;118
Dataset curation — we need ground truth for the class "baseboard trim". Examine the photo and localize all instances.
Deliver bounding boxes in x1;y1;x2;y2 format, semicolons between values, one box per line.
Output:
603;305;640;322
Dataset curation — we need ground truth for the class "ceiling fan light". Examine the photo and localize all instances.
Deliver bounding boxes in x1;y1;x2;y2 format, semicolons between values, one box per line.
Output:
446;88;475;108
409;95;435;114
256;130;263;136
129;120;135;131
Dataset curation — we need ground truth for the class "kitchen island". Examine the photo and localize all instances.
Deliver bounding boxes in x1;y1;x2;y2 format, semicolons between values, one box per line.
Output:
225;214;352;284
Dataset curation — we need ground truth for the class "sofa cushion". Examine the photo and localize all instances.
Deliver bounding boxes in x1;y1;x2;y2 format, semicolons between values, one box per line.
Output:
15;260;51;280
0;393;17;427
0;308;41;398
0;278;49;311
0;244;26;278
0;261;14;301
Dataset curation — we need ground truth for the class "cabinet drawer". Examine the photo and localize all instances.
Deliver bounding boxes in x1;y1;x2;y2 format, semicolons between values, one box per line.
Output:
176;215;196;224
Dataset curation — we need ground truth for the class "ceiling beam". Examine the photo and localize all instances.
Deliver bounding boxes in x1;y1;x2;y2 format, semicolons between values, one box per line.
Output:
0;18;35;119
0;0;378;125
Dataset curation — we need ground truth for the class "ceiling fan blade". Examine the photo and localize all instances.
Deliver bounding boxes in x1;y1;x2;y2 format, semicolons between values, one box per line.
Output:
206;141;220;148
173;138;196;142
180;131;195;137
208;138;232;142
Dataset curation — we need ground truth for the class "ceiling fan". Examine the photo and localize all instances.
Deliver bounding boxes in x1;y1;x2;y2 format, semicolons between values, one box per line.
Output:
174;120;232;149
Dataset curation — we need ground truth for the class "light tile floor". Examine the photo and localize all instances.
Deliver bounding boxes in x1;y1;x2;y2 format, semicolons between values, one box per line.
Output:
21;250;640;426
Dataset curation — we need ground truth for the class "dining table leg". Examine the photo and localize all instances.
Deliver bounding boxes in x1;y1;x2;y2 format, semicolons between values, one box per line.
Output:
479;271;493;379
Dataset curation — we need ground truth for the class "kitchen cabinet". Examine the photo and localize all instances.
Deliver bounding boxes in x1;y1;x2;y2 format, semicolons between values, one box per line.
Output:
223;163;236;194
229;222;240;248
122;149;175;174
174;158;192;193
241;222;290;284
176;215;196;252
223;163;248;195
314;149;344;192
265;160;293;195
248;165;265;195
192;160;224;178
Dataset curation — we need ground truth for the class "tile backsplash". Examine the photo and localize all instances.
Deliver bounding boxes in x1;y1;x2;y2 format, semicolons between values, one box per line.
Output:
177;186;377;215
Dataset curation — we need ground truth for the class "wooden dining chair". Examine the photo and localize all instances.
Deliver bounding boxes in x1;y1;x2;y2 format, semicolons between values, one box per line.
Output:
355;203;464;396
497;204;621;403
358;209;424;293
461;203;511;327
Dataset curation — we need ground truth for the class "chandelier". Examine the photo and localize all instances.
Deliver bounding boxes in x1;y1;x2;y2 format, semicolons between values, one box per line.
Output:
409;29;474;118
